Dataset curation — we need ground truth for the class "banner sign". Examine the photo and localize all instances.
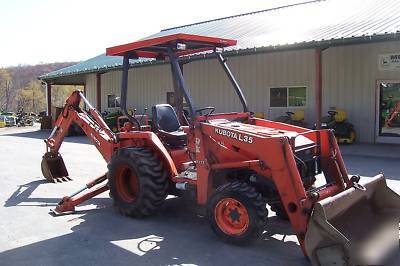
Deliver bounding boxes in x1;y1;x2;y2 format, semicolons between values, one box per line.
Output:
379;52;400;71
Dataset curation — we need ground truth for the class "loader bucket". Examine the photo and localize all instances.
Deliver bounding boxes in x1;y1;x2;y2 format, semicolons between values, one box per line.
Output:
41;152;70;182
305;174;400;266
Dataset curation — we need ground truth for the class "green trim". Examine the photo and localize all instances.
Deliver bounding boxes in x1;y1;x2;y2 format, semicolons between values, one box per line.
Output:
39;33;400;82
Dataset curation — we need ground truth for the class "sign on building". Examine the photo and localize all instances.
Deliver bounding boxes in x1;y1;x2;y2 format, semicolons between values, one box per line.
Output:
379;52;400;71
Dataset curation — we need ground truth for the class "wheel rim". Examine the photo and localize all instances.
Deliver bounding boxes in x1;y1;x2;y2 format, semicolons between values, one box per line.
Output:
214;198;250;236
115;165;139;203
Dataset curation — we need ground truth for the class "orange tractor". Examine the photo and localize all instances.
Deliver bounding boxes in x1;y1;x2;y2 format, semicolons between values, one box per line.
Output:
41;34;399;265
386;101;400;127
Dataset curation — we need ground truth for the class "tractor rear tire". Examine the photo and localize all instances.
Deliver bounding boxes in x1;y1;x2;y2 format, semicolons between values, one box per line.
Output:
207;181;268;244
108;147;169;217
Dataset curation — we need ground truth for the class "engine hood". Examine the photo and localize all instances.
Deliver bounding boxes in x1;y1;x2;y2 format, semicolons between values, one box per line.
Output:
209;119;314;149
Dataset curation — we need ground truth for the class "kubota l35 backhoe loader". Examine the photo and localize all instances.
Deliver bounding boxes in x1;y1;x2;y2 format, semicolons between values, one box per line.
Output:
42;33;400;265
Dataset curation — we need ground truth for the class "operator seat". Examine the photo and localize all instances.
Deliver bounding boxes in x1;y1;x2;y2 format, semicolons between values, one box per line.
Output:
152;104;187;147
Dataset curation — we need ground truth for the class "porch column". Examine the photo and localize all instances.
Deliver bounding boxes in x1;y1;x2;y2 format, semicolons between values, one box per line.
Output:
315;48;322;129
96;73;102;111
46;82;52;116
176;63;184;123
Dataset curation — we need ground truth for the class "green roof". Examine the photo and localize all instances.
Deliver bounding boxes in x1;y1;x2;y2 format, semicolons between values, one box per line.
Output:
40;54;154;80
40;0;400;81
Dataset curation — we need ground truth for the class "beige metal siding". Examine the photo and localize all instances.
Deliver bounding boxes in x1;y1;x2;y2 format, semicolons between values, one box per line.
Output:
184;58;242;113
85;74;97;105
100;65;173;113
101;71;121;112
184;49;315;121
322;40;400;143
97;50;315;120
127;64;174;112
90;40;400;143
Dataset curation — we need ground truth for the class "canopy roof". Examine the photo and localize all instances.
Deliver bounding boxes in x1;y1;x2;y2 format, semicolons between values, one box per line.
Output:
106;33;236;58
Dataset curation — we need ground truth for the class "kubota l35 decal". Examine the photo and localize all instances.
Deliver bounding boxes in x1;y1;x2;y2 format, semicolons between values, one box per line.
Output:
215;128;254;144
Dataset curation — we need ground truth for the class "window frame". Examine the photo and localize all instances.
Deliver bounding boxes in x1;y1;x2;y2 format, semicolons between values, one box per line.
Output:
269;86;308;108
107;94;120;108
166;91;175;106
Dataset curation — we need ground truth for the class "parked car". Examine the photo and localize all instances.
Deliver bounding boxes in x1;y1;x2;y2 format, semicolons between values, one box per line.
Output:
5;115;17;126
1;111;16;117
1;112;18;126
0;115;6;128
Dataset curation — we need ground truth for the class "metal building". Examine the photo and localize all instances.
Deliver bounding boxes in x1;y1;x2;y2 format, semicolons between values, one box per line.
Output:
39;0;400;144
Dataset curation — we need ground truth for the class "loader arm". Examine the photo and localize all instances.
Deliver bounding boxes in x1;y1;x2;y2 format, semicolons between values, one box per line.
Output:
43;91;116;182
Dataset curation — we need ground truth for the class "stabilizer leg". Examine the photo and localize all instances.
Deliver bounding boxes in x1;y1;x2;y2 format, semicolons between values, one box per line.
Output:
51;174;108;215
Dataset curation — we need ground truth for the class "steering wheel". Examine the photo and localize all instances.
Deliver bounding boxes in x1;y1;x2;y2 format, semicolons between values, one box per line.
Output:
328;110;337;116
196;106;215;116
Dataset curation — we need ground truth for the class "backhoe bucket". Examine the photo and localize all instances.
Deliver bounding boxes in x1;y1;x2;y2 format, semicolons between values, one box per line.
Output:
305;174;400;266
41;152;71;182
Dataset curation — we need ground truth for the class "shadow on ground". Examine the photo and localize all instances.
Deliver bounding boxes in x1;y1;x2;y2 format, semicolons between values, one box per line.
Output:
1;181;307;266
3;180;57;207
2;178;399;265
0;199;307;266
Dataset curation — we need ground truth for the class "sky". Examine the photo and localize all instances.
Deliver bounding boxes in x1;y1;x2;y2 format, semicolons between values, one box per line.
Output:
0;0;306;67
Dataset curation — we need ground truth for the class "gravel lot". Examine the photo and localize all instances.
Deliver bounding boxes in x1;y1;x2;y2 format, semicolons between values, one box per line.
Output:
0;125;398;266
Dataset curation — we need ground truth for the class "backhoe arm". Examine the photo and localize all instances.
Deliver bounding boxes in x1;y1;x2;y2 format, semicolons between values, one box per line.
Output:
42;91;117;182
44;91;116;161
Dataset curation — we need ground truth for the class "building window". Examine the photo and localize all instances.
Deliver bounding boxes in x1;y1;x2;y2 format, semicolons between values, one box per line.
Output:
107;94;120;108
166;91;188;107
270;87;287;107
167;92;175;106
270;86;306;107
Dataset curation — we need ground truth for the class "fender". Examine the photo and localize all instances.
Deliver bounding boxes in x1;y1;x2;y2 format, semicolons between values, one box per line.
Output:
118;131;178;177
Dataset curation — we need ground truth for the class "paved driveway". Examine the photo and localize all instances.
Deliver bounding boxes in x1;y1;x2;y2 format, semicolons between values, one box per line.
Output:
0;126;398;265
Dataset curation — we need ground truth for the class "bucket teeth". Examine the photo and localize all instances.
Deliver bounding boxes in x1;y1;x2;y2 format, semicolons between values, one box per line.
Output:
54;177;72;183
41;152;70;183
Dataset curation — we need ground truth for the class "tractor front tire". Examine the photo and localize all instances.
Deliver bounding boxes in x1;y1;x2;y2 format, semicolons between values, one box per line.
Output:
207;181;268;244
108;147;168;217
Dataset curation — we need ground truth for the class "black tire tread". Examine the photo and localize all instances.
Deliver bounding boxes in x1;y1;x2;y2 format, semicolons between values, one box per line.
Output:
108;147;168;217
208;181;268;244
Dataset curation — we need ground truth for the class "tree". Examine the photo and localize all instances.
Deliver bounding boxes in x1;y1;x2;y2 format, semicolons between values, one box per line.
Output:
0;68;14;112
52;85;79;107
17;80;46;113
